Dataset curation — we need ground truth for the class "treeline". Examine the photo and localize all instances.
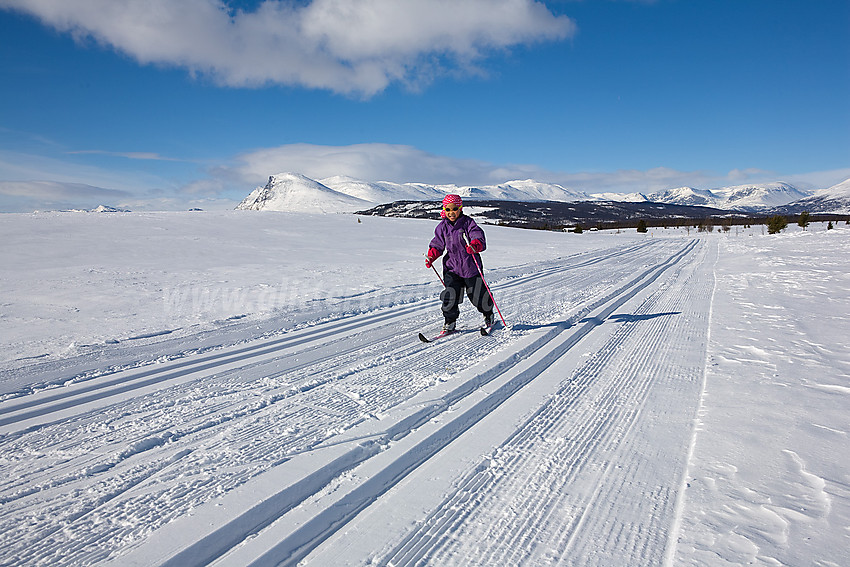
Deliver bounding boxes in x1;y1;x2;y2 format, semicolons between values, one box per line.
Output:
514;213;850;234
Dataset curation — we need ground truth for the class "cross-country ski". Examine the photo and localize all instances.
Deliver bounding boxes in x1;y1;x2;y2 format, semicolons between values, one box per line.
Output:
418;329;455;343
418;322;495;343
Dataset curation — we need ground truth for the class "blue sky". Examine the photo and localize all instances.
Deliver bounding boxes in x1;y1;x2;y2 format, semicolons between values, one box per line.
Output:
1;0;848;212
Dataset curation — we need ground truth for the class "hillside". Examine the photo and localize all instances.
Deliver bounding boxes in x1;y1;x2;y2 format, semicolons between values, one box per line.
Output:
357;199;747;229
236;173;372;213
236;172;818;214
773;178;850;214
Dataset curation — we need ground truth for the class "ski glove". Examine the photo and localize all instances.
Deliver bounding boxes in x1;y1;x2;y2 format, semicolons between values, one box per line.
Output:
425;247;441;268
465;239;484;255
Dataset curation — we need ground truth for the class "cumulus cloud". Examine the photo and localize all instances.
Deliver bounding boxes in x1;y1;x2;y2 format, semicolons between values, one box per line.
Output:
0;0;576;95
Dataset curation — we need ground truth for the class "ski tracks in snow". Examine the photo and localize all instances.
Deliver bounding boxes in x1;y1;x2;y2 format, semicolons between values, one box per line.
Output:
0;238;715;566
381;240;715;567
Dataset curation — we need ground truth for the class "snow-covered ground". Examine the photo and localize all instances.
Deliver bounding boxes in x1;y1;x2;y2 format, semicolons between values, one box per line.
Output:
0;211;847;566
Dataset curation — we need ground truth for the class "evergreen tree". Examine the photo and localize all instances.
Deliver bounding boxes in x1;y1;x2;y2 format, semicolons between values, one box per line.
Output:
767;215;788;234
636;219;648;233
797;211;810;229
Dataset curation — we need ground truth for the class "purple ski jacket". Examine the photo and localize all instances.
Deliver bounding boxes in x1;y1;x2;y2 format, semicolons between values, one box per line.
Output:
429;214;487;278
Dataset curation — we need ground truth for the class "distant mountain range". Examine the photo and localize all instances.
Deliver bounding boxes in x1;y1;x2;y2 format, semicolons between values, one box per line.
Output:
47;204;132;213
644;182;811;211
771;178;850;215
358;199;748;230
236;172;850;216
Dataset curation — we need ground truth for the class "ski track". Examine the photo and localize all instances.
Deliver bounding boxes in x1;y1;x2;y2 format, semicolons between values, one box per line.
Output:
0;238;713;567
383;239;714;566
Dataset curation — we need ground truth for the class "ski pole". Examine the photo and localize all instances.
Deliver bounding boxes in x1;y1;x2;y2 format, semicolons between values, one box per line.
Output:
426;254;445;286
430;263;445;287
462;233;507;328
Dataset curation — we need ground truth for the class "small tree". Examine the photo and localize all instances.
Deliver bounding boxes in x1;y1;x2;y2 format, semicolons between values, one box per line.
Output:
767;215;788;234
573;224;583;234
798;211;811;230
828;221;834;230
637;219;648;233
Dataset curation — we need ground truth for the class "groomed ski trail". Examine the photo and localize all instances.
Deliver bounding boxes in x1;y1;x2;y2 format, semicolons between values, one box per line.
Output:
0;238;714;567
378;239;715;567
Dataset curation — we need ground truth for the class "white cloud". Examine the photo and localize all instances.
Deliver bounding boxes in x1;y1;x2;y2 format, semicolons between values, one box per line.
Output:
0;150;179;192
67;150;186;161
227;143;502;185
0;180;128;200
0;180;132;211
0;0;575;95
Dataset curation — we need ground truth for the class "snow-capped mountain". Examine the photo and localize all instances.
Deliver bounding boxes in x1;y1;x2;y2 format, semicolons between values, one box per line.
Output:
646;187;717;208
237;172;816;214
485;179;588;202
591;192;649;203
236;173;372;213
772;178;850;214
646;182;812;211
50;204;131;213
820;177;850;199
321;177;590;205
319;176;447;204
238;173;590;213
713;182;810;210
91;204;130;213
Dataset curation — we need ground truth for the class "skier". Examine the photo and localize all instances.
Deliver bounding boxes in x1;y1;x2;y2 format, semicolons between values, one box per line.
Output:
425;194;494;333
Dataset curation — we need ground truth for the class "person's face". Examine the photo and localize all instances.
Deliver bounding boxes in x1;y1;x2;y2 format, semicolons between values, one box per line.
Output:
443;205;461;221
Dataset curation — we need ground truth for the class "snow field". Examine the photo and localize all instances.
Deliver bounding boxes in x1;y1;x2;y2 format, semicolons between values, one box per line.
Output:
0;211;603;371
0;212;847;566
672;226;850;566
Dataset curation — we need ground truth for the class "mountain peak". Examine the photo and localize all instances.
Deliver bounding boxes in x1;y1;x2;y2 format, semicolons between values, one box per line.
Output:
816;177;850;199
647;187;715;207
773;177;850;214
236;173;371;213
239;173;591;213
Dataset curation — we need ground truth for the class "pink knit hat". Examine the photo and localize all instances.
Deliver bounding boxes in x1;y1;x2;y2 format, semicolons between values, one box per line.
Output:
440;194;463;218
442;194;463;207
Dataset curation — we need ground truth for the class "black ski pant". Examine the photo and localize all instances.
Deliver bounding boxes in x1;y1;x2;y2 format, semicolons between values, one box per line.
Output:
440;270;493;323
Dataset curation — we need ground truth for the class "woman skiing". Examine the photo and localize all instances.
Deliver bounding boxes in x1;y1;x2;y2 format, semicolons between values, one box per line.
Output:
425;194;494;332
